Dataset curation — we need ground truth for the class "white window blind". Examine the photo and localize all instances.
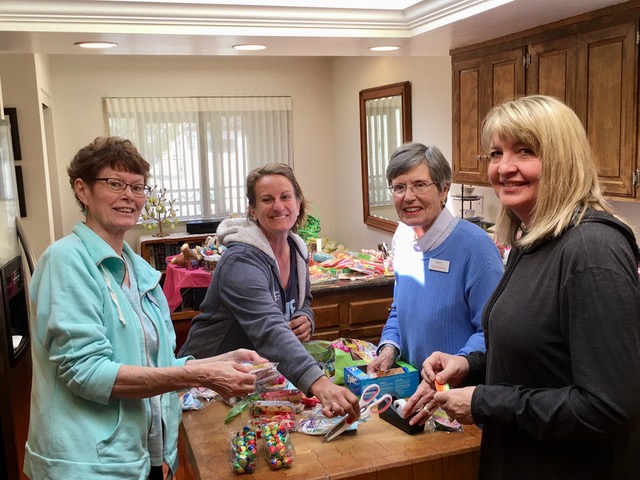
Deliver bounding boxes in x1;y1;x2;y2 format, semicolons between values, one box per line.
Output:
104;96;293;219
365;95;402;206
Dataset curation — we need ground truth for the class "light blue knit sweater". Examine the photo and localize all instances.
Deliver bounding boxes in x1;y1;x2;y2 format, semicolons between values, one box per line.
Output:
380;215;503;369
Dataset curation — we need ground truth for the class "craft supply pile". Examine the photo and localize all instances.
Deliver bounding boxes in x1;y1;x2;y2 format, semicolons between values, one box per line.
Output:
180;342;463;475
166;233;393;285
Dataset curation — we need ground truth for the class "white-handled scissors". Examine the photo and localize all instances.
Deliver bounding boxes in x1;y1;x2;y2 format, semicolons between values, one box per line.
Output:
322;384;392;442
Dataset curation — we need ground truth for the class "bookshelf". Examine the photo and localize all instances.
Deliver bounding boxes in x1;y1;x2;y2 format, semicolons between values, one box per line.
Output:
137;232;216;273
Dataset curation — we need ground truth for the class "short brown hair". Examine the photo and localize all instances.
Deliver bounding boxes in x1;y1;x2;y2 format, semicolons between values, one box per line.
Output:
67;136;150;209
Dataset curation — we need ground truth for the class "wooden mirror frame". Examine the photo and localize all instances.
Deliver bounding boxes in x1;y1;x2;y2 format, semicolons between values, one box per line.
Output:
359;81;412;233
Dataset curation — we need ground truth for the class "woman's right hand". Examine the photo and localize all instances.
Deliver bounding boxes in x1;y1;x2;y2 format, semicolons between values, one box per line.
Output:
421;351;470;388
309;376;360;422
402;379;437;426
198;361;257;399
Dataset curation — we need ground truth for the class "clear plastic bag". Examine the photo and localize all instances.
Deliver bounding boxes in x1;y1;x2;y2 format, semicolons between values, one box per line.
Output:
426;407;464;433
261;422;295;470
249;400;297;432
228;426;259;474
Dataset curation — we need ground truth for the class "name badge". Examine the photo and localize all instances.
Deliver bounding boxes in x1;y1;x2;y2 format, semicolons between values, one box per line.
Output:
428;258;450;273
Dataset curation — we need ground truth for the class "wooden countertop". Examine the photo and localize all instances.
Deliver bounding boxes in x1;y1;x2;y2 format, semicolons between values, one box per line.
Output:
177;399;482;480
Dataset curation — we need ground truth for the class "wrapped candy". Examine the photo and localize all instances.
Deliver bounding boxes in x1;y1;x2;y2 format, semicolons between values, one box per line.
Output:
261;422;295;470
228;426;258;475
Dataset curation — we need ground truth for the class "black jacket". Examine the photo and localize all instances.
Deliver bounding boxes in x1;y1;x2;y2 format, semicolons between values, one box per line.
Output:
466;210;640;480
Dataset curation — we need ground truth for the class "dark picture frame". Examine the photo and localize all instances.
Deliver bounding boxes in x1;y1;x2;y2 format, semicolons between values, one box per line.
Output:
3;107;22;160
14;166;27;217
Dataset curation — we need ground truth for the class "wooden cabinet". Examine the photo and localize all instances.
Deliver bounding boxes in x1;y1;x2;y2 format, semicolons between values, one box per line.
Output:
310;277;394;345
452;47;525;186
452;4;639;200
576;21;638;198
527;35;578;108
171;309;198;354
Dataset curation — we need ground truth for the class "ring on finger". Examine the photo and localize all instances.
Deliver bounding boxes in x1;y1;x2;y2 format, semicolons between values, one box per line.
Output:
421;405;430;414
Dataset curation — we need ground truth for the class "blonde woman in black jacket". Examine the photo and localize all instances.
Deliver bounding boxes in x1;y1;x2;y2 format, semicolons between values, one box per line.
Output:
419;95;640;480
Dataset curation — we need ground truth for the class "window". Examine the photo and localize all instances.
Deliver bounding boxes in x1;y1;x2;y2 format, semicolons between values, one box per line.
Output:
365;95;402;206
104;96;293;220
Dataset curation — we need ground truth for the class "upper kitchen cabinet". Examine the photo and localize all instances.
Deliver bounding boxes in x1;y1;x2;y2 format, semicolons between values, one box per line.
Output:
576;21;638;199
451;2;640;200
527;35;578;109
452;47;525;186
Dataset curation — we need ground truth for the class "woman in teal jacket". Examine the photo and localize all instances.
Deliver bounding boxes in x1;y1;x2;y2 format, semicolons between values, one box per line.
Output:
25;137;263;480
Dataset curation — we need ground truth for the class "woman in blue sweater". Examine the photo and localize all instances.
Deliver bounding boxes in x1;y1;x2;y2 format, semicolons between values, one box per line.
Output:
367;142;503;423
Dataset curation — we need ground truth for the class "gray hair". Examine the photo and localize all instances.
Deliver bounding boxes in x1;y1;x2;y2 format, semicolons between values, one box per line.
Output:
385;142;451;193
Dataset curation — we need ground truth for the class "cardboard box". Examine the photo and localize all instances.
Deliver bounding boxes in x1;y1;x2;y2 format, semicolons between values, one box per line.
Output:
344;361;419;398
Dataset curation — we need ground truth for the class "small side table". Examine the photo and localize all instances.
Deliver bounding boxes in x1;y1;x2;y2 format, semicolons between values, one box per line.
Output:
162;260;212;312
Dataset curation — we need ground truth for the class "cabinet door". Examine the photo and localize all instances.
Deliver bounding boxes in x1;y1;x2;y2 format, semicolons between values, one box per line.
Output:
486;48;526;111
452;47;525;186
453;56;486;185
527;36;578;110
576;21;638;198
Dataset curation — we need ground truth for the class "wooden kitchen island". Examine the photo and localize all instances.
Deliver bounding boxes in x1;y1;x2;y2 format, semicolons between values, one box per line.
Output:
176;399;481;480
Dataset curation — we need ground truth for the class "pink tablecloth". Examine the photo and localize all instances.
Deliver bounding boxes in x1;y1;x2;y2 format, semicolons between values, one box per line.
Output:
162;260;212;312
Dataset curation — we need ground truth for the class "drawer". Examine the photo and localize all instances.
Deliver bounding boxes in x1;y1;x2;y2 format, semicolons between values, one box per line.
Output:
312;303;340;329
348;298;392;326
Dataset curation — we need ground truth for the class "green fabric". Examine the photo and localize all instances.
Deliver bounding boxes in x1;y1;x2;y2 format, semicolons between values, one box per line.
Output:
333;349;367;385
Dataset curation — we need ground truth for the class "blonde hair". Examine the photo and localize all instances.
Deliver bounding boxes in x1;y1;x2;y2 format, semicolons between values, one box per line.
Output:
481;95;611;248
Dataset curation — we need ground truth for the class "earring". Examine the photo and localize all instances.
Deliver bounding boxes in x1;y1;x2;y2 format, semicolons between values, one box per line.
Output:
441;200;446;208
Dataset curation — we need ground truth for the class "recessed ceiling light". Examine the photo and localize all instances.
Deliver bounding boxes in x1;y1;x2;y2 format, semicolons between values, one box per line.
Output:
369;45;401;52
233;44;267;51
74;41;118;49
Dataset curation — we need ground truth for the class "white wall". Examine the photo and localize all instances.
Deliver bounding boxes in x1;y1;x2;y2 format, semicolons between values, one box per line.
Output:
330;56;453;249
46;55;338;247
0;54;56;260
45;54;459;252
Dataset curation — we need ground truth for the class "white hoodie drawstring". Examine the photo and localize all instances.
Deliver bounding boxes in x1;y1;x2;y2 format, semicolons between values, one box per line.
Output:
101;265;127;326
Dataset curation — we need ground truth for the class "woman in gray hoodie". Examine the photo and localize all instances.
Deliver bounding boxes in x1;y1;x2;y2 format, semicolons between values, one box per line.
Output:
179;163;359;422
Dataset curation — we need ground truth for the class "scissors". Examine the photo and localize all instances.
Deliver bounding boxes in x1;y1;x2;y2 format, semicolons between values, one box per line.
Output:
322;384;392;442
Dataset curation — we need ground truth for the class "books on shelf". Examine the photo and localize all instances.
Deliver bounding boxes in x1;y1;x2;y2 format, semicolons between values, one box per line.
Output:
139;234;215;272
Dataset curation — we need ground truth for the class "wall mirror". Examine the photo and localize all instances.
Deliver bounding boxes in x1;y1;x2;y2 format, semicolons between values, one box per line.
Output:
359;81;412;233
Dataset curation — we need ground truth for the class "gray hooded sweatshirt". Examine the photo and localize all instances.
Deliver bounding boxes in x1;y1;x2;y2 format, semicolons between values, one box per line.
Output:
178;218;323;394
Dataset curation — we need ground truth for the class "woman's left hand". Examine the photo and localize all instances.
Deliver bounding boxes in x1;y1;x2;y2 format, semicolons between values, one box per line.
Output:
403;380;437;426
434;386;475;425
203;349;268;365
289;315;313;342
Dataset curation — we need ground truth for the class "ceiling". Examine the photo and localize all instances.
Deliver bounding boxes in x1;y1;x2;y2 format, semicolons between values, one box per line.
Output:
0;0;628;56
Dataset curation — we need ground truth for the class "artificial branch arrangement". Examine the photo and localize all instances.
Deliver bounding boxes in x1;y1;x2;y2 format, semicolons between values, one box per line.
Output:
141;186;179;237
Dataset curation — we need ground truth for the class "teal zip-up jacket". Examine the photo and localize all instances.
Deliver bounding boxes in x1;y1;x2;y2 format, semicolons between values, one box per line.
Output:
25;222;190;480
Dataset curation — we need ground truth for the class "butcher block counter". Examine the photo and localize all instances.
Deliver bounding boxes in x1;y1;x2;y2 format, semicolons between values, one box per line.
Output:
176;399;482;480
